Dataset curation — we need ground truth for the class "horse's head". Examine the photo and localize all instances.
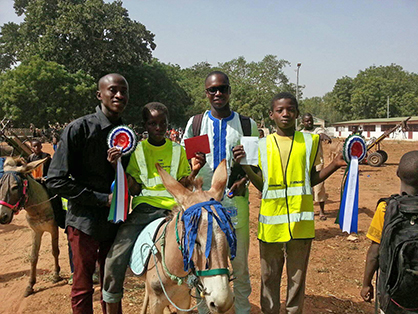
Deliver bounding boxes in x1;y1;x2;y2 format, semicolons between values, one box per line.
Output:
157;159;235;313
0;157;47;224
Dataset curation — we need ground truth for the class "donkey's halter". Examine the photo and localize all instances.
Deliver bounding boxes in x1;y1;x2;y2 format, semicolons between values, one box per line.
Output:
179;199;236;277
0;171;29;214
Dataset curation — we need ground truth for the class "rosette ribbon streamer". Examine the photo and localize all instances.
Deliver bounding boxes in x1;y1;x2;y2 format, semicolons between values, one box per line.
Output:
107;126;137;223
337;135;366;234
108;159;129;223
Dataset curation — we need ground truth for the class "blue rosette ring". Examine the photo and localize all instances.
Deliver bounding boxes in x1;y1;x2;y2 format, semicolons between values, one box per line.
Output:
342;135;367;164
107;125;137;155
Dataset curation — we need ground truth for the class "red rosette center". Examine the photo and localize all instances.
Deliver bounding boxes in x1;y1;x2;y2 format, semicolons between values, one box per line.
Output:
350;141;364;158
113;132;130;149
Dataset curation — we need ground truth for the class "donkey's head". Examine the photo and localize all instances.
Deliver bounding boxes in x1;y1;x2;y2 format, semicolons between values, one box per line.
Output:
0;157;47;224
157;159;235;313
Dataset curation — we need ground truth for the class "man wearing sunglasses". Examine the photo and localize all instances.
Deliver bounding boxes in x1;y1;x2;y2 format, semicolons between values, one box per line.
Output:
182;71;258;314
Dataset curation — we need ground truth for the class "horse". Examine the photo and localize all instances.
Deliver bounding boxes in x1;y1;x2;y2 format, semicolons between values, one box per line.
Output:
139;159;235;314
0;157;61;297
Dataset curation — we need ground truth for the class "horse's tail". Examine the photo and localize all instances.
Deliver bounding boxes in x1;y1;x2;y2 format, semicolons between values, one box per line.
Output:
141;286;149;314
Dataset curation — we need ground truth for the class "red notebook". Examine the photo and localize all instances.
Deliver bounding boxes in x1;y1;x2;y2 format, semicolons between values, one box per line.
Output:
184;134;211;159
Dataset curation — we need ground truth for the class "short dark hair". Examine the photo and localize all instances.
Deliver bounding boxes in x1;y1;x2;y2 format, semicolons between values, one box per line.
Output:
142;102;169;123
301;113;313;120
205;71;230;85
270;92;298;111
397;150;418;187
31;139;41;146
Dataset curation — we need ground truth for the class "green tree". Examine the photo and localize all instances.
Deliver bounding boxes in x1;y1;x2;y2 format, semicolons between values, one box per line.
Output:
0;56;96;127
0;0;156;78
177;62;214;117
300;93;345;125
351;64;418;119
219;55;293;126
299;96;325;118
122;60;193;129
328;76;355;121
326;64;418;122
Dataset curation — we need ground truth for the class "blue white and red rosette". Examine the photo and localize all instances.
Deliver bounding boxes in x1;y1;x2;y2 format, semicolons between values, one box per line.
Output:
337;135;367;234
107;125;137;156
107;126;137;223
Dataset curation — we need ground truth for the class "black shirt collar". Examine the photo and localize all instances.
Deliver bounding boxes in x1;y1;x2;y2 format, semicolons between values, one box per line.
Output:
95;106;123;130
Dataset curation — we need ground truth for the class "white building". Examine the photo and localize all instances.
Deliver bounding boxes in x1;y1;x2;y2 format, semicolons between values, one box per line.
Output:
331;116;418;140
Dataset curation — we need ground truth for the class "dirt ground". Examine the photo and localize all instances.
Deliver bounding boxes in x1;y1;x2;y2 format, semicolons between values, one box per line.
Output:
0;140;416;314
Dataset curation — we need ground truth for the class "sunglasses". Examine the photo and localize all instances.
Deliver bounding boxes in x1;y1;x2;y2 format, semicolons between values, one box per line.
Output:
206;85;230;95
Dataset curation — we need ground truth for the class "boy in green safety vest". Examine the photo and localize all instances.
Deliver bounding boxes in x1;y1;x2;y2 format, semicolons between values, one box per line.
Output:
233;92;345;314
103;102;205;314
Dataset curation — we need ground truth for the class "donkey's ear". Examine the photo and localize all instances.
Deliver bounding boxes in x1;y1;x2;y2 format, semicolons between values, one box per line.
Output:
207;159;227;201
22;157;49;174
156;163;192;204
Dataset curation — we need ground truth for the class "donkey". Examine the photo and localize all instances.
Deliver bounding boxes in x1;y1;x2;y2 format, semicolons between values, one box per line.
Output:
0;157;61;297
138;159;235;314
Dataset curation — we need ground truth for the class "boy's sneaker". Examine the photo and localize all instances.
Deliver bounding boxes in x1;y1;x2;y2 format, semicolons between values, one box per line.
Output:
93;273;100;284
68;274;73;285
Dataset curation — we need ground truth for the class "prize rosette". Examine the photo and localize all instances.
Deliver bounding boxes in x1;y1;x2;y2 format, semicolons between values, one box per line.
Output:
107;126;137;223
342;135;367;164
337;135;367;234
107;125;137;156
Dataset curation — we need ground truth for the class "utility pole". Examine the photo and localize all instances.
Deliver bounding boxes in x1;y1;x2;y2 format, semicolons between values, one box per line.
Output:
296;63;302;103
387;96;390;118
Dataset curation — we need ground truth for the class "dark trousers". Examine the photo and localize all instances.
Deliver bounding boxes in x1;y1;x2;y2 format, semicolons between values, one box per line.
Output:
67;226;117;314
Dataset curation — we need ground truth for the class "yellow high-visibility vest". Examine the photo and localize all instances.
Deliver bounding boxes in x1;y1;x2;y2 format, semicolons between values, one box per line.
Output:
258;132;319;243
134;141;181;198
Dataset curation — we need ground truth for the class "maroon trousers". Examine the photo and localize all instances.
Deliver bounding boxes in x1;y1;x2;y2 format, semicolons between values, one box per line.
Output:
67;226;117;314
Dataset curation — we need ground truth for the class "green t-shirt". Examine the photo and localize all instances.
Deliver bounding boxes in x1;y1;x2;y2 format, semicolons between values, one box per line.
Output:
126;139;191;210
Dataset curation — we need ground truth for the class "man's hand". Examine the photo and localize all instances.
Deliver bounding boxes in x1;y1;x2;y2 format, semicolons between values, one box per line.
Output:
232;145;246;164
228;176;247;198
190;152;206;173
107;193;113;207
360;284;374;302
107;147;122;169
319;133;332;144
331;152;346;168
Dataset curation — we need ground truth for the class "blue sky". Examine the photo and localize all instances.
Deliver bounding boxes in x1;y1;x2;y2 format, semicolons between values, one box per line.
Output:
1;0;417;98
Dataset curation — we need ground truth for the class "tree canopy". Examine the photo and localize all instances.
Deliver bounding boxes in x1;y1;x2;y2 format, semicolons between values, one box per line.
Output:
0;56;96;127
219;55;293;126
301;64;418;124
0;0;156;78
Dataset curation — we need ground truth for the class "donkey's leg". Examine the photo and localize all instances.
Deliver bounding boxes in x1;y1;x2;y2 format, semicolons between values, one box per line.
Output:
24;230;43;297
147;285;169;314
50;225;61;282
140;286;149;314
148;295;167;314
174;293;191;314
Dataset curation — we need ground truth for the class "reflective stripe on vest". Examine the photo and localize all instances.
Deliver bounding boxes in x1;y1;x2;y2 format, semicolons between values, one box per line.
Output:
140;189;173;198
258;211;315;225
134;141;181;198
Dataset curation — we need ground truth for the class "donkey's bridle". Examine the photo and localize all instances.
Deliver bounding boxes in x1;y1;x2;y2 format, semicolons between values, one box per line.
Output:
0;171;29;214
174;210;231;278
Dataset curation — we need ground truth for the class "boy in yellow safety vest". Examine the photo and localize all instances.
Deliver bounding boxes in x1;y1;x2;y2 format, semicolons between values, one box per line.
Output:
103;102;205;314
233;92;345;313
